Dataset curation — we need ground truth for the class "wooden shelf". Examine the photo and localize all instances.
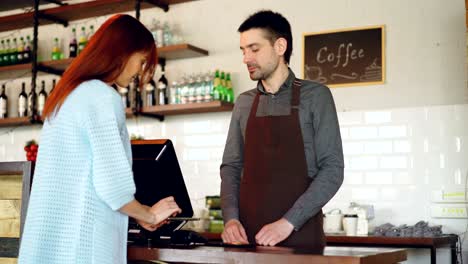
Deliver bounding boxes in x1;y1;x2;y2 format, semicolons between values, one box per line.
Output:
0;59;72;80
0;0;197;32
0;117;33;128
158;44;208;60
0;42;207;79
141;101;234;116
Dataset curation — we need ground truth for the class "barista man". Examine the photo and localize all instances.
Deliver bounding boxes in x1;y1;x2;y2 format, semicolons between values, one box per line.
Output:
220;10;344;249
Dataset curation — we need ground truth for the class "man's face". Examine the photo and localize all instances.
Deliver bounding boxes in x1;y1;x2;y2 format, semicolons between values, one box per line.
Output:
240;28;281;81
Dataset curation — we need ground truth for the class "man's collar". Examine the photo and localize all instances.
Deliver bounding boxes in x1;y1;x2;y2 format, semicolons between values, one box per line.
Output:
257;68;296;95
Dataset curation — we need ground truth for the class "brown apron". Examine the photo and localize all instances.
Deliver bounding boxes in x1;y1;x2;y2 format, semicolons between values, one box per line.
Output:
239;79;325;250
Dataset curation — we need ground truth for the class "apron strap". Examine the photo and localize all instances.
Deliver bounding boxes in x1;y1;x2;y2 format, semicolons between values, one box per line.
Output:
291;78;302;114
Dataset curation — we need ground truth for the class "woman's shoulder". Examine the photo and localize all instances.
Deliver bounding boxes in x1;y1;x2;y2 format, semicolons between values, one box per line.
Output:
70;80;121;106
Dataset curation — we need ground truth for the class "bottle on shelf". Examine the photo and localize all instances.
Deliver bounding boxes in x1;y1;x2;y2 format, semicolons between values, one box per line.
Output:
10;38;18;65
212;70;221;101
51;37;62;60
24;35;32;63
0;84;8;119
18;82;27;117
170;81;178;105
50;79;57;94
218;71;227;101
69;27;77;58
179;75;188;104
225;72;234;103
27;82;37;118
151;19;163;48
162;21;172;47
78;26;87;54
157;67;168;105
119;85;130;108
17;37;25;64
88;25;95;41
203;71;213;102
186;75;195;104
4;39;11;66
133;78;142;112
195;74;204;103
38;80;48;116
145;79;156;107
0;40;5;66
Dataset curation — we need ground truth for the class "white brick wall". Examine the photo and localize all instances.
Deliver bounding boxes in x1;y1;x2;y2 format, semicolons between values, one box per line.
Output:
2;105;466;235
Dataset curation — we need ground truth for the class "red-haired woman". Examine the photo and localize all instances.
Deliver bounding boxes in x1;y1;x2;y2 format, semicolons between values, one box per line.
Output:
18;14;181;264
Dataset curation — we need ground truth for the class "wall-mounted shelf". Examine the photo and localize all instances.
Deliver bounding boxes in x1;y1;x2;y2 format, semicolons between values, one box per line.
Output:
0;0;197;32
0;117;35;128
141;101;234;116
0;43;207;80
0;58;73;80
159;44;208;60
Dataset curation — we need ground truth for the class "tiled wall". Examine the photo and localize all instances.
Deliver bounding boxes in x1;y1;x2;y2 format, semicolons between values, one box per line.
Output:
0;103;467;263
1;104;466;223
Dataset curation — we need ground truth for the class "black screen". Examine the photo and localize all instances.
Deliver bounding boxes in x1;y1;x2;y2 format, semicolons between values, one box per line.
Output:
130;140;193;236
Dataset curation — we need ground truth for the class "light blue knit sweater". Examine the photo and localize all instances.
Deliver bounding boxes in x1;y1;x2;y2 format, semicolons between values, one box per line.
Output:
18;80;135;264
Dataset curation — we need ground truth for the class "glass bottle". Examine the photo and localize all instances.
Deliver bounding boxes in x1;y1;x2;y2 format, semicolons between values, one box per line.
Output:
18;82;27;117
10;38;18;65
0;40;5;66
78;26;87;54
145;79;156;107
0;84;8;119
38;80;48;116
212;70;221;101
157;68;168;105
203;72;213;102
51;37;61;60
69;27;77;58
27;82;37;117
17;37;24;63
24;36;32;63
225;72;234;103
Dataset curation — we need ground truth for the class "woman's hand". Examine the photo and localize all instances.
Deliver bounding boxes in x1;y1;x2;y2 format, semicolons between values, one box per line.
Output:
149;196;182;226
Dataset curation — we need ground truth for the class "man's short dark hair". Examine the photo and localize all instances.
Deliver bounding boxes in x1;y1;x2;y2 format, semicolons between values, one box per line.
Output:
238;10;293;64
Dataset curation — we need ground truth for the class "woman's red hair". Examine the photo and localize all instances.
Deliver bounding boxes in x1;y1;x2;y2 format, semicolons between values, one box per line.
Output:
42;14;157;120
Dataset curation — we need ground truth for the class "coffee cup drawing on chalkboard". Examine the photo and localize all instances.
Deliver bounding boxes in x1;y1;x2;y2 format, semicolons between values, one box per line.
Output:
305;64;327;83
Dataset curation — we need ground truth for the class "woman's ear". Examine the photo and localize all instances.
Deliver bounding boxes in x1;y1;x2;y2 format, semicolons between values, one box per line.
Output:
274;37;287;57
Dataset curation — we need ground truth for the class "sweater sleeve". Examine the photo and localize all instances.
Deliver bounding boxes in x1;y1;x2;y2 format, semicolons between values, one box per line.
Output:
85;89;136;211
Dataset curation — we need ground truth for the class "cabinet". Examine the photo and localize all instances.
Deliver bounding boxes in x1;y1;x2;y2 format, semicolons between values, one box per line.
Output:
0;0;233;128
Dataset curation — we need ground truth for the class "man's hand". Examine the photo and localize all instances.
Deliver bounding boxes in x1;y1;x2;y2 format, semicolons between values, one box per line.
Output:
221;219;249;244
255;218;294;246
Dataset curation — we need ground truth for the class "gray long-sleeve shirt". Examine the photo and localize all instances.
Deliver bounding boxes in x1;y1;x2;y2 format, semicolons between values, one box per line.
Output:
220;69;344;230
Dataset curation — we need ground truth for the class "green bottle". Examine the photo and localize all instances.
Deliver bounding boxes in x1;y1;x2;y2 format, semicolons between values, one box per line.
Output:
225;73;234;103
218;71;227;101
17;37;25;63
0;40;4;66
212;70;221;101
10;38;18;65
4;39;11;65
52;38;61;60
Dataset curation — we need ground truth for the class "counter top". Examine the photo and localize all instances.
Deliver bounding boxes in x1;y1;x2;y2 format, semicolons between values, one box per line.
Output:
127;245;407;264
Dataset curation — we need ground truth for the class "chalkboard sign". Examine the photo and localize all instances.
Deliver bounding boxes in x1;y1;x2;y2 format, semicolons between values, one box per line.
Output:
302;26;385;87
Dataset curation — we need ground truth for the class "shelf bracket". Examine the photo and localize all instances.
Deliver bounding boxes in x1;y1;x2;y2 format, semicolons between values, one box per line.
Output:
143;0;169;12
37;64;64;76
138;112;165;122
38;12;69;27
41;0;68;6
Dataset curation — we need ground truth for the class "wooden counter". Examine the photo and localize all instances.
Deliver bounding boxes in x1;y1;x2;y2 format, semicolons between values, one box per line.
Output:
127;245;407;264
